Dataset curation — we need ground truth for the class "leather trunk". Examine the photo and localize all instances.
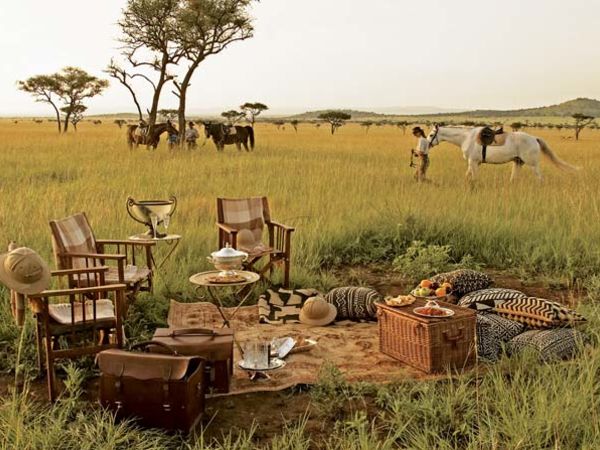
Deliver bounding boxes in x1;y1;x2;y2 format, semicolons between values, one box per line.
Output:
97;342;206;433
151;328;234;394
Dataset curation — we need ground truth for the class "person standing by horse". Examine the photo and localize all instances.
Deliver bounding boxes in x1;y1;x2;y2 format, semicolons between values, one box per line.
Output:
411;126;431;182
185;121;199;149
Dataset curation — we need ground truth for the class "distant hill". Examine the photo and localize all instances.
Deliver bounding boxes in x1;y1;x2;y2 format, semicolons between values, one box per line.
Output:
288;109;385;120
451;98;600;118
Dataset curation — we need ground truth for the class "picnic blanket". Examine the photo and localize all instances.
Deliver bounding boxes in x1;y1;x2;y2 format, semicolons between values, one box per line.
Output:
167;302;434;396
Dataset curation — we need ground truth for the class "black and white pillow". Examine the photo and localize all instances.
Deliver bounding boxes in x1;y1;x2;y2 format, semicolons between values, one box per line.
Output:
476;312;526;362
258;287;321;324
430;269;492;298
459;288;527;311
325;287;381;321
506;329;590;362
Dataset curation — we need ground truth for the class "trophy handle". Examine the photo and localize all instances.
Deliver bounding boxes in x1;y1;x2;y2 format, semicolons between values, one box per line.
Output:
168;195;177;217
126;196;146;225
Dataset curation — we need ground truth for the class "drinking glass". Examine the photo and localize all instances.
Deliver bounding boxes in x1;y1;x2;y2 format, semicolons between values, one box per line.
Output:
150;213;158;238
163;214;170;234
243;341;260;369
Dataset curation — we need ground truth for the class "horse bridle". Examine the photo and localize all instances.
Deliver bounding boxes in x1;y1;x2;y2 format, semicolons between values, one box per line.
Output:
428;126;440;148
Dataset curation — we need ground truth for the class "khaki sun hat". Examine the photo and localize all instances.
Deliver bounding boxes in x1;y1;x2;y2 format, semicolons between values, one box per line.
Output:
299;296;337;327
0;247;51;295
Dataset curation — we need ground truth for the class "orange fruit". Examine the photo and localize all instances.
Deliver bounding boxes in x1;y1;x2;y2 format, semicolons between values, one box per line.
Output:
441;282;452;289
435;287;447;297
420;279;433;288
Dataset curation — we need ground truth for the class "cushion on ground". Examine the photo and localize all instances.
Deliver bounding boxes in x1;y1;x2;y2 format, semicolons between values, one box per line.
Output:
459;288;527;311
506;329;590;362
493;297;586;329
258;287;321;324
325;287;381;321
476;312;526;362
430;269;492;298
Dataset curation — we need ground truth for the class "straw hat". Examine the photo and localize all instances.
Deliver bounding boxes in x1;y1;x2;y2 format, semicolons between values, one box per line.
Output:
0;247;50;295
299;296;337;327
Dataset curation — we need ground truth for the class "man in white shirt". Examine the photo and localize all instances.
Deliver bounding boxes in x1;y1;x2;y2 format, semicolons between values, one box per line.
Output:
185;121;199;149
412;126;430;182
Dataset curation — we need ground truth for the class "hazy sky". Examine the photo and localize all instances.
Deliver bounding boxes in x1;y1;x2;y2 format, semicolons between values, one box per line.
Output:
2;0;600;115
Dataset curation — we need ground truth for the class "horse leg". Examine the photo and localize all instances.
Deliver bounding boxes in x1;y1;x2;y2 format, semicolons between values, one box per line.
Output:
531;163;543;182
242;140;249;152
235;141;242;152
510;161;522;183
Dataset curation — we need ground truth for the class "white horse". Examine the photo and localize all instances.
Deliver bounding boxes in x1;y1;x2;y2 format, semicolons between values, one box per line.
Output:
426;125;579;182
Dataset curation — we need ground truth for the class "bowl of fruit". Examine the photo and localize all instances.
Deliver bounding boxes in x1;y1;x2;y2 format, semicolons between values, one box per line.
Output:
410;279;453;301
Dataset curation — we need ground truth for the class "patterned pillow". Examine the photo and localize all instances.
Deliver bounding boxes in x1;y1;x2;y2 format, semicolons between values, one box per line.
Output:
476;312;526;362
430;269;492;298
493;297;586;329
506;329;590;362
325;287;381;321
258;287;321;324
459;288;527;311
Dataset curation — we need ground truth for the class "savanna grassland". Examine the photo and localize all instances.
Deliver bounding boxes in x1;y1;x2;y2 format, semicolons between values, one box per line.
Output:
2;118;600;449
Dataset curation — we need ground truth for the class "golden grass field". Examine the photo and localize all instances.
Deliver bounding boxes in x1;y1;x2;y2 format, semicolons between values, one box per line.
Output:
0;118;598;296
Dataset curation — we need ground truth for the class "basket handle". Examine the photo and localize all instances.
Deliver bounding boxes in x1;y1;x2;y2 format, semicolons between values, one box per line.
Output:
443;328;464;344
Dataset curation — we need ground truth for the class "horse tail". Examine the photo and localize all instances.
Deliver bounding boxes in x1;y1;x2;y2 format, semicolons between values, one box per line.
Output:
247;126;255;150
537;138;580;171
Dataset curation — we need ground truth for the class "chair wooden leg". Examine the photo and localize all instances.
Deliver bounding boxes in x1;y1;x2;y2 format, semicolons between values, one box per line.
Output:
35;320;44;375
283;258;291;288
44;333;56;402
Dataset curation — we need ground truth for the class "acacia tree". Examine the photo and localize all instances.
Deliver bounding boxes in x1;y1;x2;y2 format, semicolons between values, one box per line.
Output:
221;110;245;125
396;120;408;134
318;111;351;135
108;0;183;135
17;75;63;133
114;119;127;128
572;113;594;140
159;108;178;121
240;102;268;128
360;121;373;133
273;120;285;130
62;104;87;131
58;67;108;132
510;122;523;132
290;119;299;132
172;0;256;143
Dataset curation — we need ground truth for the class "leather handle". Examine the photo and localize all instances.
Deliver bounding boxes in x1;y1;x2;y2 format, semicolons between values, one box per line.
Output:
130;340;179;356
443;328;464;342
168;327;217;338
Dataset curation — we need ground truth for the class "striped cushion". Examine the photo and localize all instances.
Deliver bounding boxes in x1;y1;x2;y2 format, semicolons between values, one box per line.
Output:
507;329;589;362
219;197;265;249
459;288;527;311
430;269;492;298
493;297;586;329
258;287;321;324
50;213;96;269
325;287;381;321
476;312;526;362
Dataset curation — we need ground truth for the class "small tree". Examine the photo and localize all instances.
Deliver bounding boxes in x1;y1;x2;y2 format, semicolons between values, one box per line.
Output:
159;109;178;121
114;119;127;128
272;120;285;130
290;120;299;132
62;104;87;131
240;102;268;128
510;122;523;132
318;111;351;135
360;121;373;134
17;75;63;133
57;67;108;132
221;110;245;125
396;120;408;134
572;113;594;140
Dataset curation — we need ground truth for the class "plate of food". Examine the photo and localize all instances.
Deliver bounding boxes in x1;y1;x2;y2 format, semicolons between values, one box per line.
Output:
288;337;317;354
384;295;416;307
410;279;453;300
413;301;455;318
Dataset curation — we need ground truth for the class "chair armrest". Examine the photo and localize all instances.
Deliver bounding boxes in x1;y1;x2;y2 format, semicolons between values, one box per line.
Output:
216;222;238;234
266;220;295;232
62;251;126;261
97;239;156;247
30;283;128;298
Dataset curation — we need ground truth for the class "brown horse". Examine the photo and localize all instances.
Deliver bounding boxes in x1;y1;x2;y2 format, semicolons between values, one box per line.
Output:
127;121;178;149
203;122;255;152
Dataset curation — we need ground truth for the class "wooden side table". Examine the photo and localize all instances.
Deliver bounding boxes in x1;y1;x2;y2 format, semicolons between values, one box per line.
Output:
128;233;182;269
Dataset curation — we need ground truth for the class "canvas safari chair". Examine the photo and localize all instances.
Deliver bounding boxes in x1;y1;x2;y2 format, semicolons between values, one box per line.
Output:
216;197;294;287
49;212;155;303
26;266;126;401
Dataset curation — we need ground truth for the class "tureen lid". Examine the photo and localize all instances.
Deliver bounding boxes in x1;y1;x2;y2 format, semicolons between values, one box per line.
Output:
212;243;247;258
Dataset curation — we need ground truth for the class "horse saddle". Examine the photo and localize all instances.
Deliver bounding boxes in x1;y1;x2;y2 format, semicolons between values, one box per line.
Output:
224;126;237;136
477;126;507;162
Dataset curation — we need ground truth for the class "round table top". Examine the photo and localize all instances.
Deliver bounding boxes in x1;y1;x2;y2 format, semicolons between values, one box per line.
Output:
189;270;260;287
128;233;182;241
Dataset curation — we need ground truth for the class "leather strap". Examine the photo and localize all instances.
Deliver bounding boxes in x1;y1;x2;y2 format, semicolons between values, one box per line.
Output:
131;340;179;356
166;328;217;338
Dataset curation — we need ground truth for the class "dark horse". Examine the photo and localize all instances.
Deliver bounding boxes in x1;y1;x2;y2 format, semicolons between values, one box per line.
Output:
127;121;178;149
203;122;255;152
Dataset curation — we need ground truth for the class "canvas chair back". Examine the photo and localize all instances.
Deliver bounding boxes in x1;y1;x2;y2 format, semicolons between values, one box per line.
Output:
217;197;271;250
49;213;97;269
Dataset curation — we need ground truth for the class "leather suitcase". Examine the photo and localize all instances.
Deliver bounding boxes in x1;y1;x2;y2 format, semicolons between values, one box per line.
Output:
97;341;206;433
151;328;234;394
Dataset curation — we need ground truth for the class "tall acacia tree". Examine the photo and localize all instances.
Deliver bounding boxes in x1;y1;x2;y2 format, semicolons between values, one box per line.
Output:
17;75;63;133
173;0;256;143
572;113;594;140
57;67;108;132
318;111;352;135
109;0;183;133
240;101;267;128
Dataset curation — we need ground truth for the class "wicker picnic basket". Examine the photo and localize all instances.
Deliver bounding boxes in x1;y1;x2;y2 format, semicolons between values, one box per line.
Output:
376;299;476;373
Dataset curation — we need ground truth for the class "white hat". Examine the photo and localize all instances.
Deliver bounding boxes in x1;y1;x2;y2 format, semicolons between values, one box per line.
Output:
299;297;337;327
0;247;51;295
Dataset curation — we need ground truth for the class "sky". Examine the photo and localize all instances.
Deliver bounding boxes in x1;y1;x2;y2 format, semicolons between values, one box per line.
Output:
1;0;600;116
